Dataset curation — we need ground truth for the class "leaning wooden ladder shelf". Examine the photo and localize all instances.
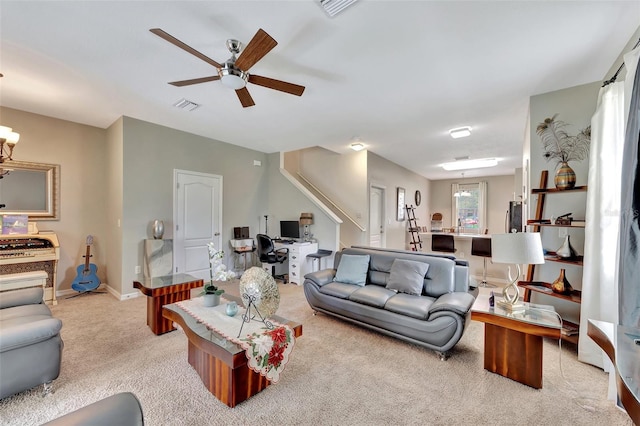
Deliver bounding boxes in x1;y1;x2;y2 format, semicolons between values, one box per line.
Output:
519;170;587;344
405;204;422;251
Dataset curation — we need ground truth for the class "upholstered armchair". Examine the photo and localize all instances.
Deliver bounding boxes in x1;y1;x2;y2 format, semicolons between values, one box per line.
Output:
0;287;63;399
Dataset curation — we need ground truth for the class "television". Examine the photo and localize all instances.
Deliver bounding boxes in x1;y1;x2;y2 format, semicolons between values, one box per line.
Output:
280;220;300;241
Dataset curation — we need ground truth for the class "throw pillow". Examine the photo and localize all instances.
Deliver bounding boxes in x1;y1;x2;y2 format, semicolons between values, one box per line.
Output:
334;254;370;286
386;259;429;296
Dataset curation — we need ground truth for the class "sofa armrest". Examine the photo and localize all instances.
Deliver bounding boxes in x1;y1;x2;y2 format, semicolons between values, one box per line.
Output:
303;269;336;287
0;318;62;353
428;292;475;317
0;287;44;309
43;392;144;426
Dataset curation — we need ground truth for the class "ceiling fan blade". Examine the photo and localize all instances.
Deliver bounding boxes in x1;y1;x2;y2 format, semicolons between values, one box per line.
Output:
168;76;221;87
248;74;305;96
150;28;222;68
234;29;277;71
235;87;255;108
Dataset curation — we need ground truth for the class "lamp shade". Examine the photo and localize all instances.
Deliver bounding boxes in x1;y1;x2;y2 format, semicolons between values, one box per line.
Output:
491;232;544;265
299;212;313;225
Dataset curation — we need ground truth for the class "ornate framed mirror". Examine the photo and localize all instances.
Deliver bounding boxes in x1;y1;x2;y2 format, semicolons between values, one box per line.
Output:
0;161;60;220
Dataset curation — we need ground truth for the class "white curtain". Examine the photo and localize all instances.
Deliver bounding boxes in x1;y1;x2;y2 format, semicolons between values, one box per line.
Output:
579;45;640;401
478;181;488;233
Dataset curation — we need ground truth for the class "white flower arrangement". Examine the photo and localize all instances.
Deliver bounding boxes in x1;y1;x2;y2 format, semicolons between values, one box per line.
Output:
201;242;235;295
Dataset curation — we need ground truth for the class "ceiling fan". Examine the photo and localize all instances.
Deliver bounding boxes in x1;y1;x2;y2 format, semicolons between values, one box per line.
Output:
150;28;305;108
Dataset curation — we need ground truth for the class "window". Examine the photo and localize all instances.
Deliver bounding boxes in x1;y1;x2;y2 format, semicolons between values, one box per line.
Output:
451;181;487;233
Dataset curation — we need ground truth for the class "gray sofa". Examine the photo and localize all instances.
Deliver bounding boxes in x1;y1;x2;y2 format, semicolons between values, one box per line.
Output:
43;392;144;426
303;246;475;359
0;287;63;399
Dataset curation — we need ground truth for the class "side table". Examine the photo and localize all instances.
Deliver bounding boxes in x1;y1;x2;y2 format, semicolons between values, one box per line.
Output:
133;273;203;335
471;291;561;388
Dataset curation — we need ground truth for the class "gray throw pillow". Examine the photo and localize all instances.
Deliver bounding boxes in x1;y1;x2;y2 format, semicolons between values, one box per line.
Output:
334;254;370;286
386;259;430;295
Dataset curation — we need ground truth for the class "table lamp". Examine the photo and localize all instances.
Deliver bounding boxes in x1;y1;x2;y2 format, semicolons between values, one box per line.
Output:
300;213;313;242
491;232;545;312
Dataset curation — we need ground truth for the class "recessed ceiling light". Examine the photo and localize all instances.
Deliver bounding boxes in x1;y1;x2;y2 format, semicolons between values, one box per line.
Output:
442;158;498;171
350;142;365;151
449;126;472;139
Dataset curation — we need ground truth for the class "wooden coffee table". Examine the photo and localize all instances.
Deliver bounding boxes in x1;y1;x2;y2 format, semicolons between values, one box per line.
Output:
471;292;561;389
163;297;303;407
133;273;203;335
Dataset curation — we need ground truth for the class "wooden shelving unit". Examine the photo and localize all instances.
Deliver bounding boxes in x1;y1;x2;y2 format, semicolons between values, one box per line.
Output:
518;281;581;344
524;170;586;345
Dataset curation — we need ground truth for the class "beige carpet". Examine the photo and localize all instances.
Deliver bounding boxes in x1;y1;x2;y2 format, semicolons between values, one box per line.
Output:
0;281;632;425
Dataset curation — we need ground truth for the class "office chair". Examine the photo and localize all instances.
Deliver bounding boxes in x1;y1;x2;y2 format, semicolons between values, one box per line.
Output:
471;237;496;288
431;234;456;253
256;234;289;283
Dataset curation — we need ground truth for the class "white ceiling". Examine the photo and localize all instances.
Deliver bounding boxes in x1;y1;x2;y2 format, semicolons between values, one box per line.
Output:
1;1;638;180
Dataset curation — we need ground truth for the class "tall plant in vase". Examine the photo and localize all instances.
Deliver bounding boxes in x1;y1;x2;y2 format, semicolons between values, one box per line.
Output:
200;242;235;307
536;114;591;189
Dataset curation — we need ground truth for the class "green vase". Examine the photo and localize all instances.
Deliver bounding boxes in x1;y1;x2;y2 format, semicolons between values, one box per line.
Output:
555;162;576;190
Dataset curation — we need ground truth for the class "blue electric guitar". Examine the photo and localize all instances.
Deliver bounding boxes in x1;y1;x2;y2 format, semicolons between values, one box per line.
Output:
71;235;100;293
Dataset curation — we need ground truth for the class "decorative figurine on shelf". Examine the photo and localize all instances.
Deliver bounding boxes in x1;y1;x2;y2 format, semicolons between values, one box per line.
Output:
200;242;235;307
536;114;591;190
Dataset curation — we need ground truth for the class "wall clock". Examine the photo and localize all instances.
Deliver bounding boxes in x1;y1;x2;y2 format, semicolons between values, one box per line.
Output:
415;190;422;206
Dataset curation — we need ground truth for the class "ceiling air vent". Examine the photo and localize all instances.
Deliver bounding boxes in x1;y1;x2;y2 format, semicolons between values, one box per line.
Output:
173;98;200;111
320;0;358;17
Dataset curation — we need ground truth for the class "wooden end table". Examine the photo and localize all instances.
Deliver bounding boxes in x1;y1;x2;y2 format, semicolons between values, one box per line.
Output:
471;292;561;389
163;297;303;407
133;273;203;335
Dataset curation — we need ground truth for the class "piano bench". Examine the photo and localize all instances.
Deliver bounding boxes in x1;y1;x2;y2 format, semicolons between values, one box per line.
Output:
0;271;48;293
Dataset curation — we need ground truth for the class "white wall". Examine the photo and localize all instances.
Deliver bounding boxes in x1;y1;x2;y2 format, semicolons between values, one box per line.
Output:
528;81;600;323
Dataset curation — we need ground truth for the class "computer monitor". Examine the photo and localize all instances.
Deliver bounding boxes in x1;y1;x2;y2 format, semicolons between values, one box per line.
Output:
280;220;300;241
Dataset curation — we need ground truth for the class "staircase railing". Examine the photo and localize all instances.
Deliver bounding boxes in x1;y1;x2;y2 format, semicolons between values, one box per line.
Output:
297;173;366;232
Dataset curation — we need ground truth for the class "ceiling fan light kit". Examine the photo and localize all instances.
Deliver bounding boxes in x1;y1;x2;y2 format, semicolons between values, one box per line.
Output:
442;158;498;171
150;28;305;108
449;126;472;139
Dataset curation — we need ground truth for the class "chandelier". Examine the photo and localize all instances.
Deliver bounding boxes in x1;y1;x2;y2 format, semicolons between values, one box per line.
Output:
0;125;20;178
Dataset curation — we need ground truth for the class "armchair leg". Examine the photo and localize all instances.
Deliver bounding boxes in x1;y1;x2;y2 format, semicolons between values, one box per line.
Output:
42;381;53;397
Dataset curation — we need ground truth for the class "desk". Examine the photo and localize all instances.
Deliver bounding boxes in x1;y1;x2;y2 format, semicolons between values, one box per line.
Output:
274;242;318;285
133;273;203;335
587;319;640;423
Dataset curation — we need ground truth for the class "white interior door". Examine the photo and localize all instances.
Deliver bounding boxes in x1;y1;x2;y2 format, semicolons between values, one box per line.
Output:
174;170;222;280
369;186;385;247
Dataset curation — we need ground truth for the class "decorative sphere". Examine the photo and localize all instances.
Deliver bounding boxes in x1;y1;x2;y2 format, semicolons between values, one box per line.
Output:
239;267;280;318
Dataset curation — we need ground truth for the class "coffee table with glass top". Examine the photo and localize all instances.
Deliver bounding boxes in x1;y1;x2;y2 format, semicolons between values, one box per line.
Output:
162;295;303;407
471;292;561;389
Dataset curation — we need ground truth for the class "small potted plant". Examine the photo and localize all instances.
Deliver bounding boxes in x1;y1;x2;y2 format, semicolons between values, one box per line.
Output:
201;242;235;307
536;114;591;189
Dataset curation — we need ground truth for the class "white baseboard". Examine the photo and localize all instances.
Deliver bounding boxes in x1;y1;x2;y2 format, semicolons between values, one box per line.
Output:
56;283;141;301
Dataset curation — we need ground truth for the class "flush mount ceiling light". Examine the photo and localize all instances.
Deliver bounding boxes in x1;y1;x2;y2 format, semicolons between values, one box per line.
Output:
320;0;359;17
350;142;365;151
449;126;472;139
442;158;498;171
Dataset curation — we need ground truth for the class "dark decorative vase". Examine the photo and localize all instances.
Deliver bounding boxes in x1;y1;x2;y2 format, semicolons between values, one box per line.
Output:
551;269;573;295
555;162;576;190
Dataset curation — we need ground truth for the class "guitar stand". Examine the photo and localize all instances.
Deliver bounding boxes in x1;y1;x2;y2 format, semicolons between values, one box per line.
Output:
66;289;107;299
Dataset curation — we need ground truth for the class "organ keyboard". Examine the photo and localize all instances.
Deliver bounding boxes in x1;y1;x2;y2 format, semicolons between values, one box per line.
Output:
0;232;60;304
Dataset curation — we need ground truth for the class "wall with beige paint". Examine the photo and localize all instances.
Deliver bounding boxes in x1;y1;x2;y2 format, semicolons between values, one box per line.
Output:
0;106;107;293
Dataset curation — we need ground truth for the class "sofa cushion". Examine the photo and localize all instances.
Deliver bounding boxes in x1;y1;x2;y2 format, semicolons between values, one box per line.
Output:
319;282;361;299
0;304;52;322
334;254;370;286
348;286;396;308
386;259;430;295
384;293;435;320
